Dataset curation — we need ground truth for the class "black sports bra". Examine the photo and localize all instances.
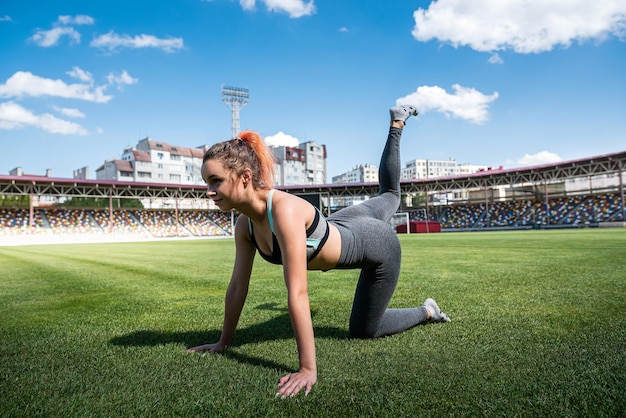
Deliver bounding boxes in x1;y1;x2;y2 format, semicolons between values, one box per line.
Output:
248;190;330;265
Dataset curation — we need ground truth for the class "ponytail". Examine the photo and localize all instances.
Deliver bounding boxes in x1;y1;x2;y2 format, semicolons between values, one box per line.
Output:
203;130;275;190
238;130;275;190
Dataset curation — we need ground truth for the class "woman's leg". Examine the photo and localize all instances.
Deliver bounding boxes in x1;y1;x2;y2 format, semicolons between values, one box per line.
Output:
333;105;450;338
355;127;402;223
355;105;417;223
345;220;451;338
348;222;430;338
328;125;404;225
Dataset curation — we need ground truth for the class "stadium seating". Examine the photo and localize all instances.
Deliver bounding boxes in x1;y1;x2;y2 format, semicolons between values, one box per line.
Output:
0;208;233;238
0;208;46;235
412;192;623;229
46;208;103;234
178;210;230;236
90;209;151;236
1;192;623;238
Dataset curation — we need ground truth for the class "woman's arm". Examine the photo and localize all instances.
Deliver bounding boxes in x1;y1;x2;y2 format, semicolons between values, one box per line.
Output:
272;196;317;397
188;215;255;353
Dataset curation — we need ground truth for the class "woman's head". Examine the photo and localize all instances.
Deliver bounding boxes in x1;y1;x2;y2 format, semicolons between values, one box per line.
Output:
202;130;275;190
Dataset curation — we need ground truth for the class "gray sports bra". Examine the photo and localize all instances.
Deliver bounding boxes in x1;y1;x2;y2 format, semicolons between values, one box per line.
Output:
248;190;330;265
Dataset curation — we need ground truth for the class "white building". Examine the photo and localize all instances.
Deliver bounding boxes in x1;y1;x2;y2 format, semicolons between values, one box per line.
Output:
331;164;379;207
96;137;208;185
332;164;378;184
95;137;328;207
271;141;327;186
402;158;461;179
95;138;211;209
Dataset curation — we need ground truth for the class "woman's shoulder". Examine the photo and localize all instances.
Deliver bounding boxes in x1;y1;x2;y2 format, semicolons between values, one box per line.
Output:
234;213;251;235
272;190;314;221
235;212;249;224
273;189;311;207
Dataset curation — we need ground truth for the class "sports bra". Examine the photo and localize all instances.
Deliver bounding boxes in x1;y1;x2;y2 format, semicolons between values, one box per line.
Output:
248;189;330;265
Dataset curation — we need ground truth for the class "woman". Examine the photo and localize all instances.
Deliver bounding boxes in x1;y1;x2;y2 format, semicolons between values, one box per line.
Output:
188;105;450;398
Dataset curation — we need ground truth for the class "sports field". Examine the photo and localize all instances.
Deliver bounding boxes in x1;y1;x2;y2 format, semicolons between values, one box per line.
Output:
1;229;624;417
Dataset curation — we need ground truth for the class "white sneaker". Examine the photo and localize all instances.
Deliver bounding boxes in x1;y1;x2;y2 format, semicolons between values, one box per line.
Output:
390;105;418;123
423;298;451;323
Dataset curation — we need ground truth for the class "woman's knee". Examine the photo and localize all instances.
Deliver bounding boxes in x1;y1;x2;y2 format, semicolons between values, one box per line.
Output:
379;192;400;216
374;227;401;265
349;322;378;339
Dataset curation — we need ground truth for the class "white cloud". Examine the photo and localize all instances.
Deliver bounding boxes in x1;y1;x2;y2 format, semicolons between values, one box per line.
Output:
0;15;12;22
396;84;499;125
57;15;94;26
265;131;300;147
91;31;184;53
67;67;94;84
239;0;316;18
106;70;138;90
240;0;256;10
339;27;349;33
30;26;81;47
53;106;86;119
518;151;562;166
488;53;503;64
0;71;112;103
29;14;94;47
412;0;626;54
0;101;88;135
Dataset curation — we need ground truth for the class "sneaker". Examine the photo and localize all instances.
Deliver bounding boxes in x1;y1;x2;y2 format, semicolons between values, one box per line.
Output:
390;105;418;123
423;298;451;323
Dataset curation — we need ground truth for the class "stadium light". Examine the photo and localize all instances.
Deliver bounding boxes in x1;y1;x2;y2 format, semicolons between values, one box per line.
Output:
222;85;249;138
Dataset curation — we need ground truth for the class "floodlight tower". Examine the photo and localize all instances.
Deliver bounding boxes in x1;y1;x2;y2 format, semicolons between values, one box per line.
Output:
221;85;249;138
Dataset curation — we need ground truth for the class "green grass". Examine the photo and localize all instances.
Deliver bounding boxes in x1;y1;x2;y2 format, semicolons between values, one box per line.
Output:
1;229;625;417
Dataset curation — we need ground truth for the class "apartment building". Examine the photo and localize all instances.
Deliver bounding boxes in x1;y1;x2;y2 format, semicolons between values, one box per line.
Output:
271;141;327;186
331;164;378;184
96;137;328;190
96;138;208;185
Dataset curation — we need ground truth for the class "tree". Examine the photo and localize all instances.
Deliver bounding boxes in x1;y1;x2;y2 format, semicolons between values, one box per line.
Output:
58;197;143;208
0;194;30;207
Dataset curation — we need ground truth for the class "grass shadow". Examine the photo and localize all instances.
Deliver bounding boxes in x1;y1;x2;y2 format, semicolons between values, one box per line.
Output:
109;303;350;371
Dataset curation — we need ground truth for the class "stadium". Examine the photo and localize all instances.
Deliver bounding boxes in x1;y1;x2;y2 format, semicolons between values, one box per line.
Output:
1;149;624;244
3;0;626;415
2;150;625;416
2;146;625;416
2;157;625;416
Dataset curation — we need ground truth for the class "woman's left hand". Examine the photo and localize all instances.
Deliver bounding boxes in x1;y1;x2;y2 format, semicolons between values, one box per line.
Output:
276;369;317;398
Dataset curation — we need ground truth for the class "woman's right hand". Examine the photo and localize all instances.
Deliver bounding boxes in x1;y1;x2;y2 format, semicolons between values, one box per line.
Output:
187;341;228;353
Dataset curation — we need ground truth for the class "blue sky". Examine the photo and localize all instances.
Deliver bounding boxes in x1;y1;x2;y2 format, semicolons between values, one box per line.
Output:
1;0;625;180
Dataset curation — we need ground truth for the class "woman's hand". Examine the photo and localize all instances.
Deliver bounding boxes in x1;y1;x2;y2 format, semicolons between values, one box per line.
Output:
187;341;227;353
276;369;317;398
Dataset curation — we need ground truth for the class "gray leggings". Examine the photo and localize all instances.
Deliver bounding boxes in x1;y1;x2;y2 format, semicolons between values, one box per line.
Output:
328;127;428;338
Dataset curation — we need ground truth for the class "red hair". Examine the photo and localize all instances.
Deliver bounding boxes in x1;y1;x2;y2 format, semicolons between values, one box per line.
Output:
203;130;275;190
238;130;275;189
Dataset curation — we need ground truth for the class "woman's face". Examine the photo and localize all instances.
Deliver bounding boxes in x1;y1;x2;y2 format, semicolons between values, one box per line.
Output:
201;159;242;211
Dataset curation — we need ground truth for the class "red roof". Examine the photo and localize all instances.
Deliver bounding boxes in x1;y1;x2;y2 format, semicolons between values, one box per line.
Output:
132;150;151;162
146;139;204;158
115;160;133;172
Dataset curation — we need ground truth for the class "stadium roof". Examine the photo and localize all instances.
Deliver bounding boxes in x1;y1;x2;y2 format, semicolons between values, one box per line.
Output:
1;149;625;200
